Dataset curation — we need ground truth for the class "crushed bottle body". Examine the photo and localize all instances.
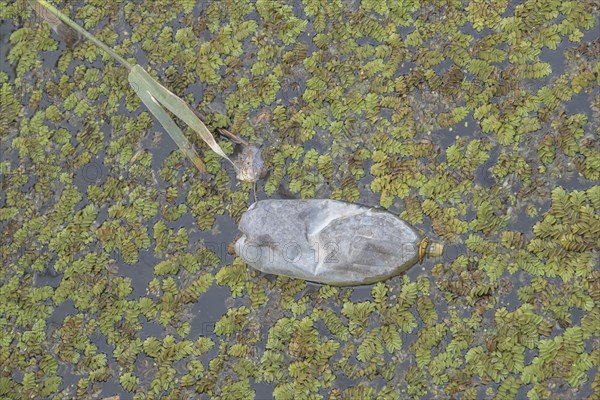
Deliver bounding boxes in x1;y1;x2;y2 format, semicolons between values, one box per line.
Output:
235;199;422;286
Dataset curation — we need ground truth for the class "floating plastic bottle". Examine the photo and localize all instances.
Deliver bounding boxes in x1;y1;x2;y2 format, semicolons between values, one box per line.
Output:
235;199;430;286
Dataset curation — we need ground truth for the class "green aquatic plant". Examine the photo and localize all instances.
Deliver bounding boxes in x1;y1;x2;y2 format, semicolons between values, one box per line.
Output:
2;0;600;398
29;0;260;181
526;186;599;281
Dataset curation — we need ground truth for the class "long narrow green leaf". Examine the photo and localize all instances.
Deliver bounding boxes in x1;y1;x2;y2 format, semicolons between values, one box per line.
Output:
128;65;235;166
129;72;206;172
32;0;240;177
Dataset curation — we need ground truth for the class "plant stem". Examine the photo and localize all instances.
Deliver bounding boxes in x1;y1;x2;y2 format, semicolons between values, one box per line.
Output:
31;0;132;70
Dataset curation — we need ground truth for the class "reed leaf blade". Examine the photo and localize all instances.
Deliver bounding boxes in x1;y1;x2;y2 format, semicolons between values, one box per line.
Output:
129;65;234;165
128;72;206;173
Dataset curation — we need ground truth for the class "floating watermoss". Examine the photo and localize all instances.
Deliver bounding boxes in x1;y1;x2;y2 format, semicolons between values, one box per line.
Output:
2;0;600;398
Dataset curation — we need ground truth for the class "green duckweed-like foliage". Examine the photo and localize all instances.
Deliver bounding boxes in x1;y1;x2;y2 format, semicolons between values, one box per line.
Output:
1;0;599;398
527;187;599;279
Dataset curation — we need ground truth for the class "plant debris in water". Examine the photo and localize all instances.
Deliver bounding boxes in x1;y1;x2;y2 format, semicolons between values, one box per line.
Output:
0;0;598;399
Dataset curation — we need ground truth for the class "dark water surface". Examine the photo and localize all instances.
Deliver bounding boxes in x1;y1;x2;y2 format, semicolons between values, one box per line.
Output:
1;1;598;399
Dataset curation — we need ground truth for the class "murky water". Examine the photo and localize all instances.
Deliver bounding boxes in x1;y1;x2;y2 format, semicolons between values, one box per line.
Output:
1;1;598;399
